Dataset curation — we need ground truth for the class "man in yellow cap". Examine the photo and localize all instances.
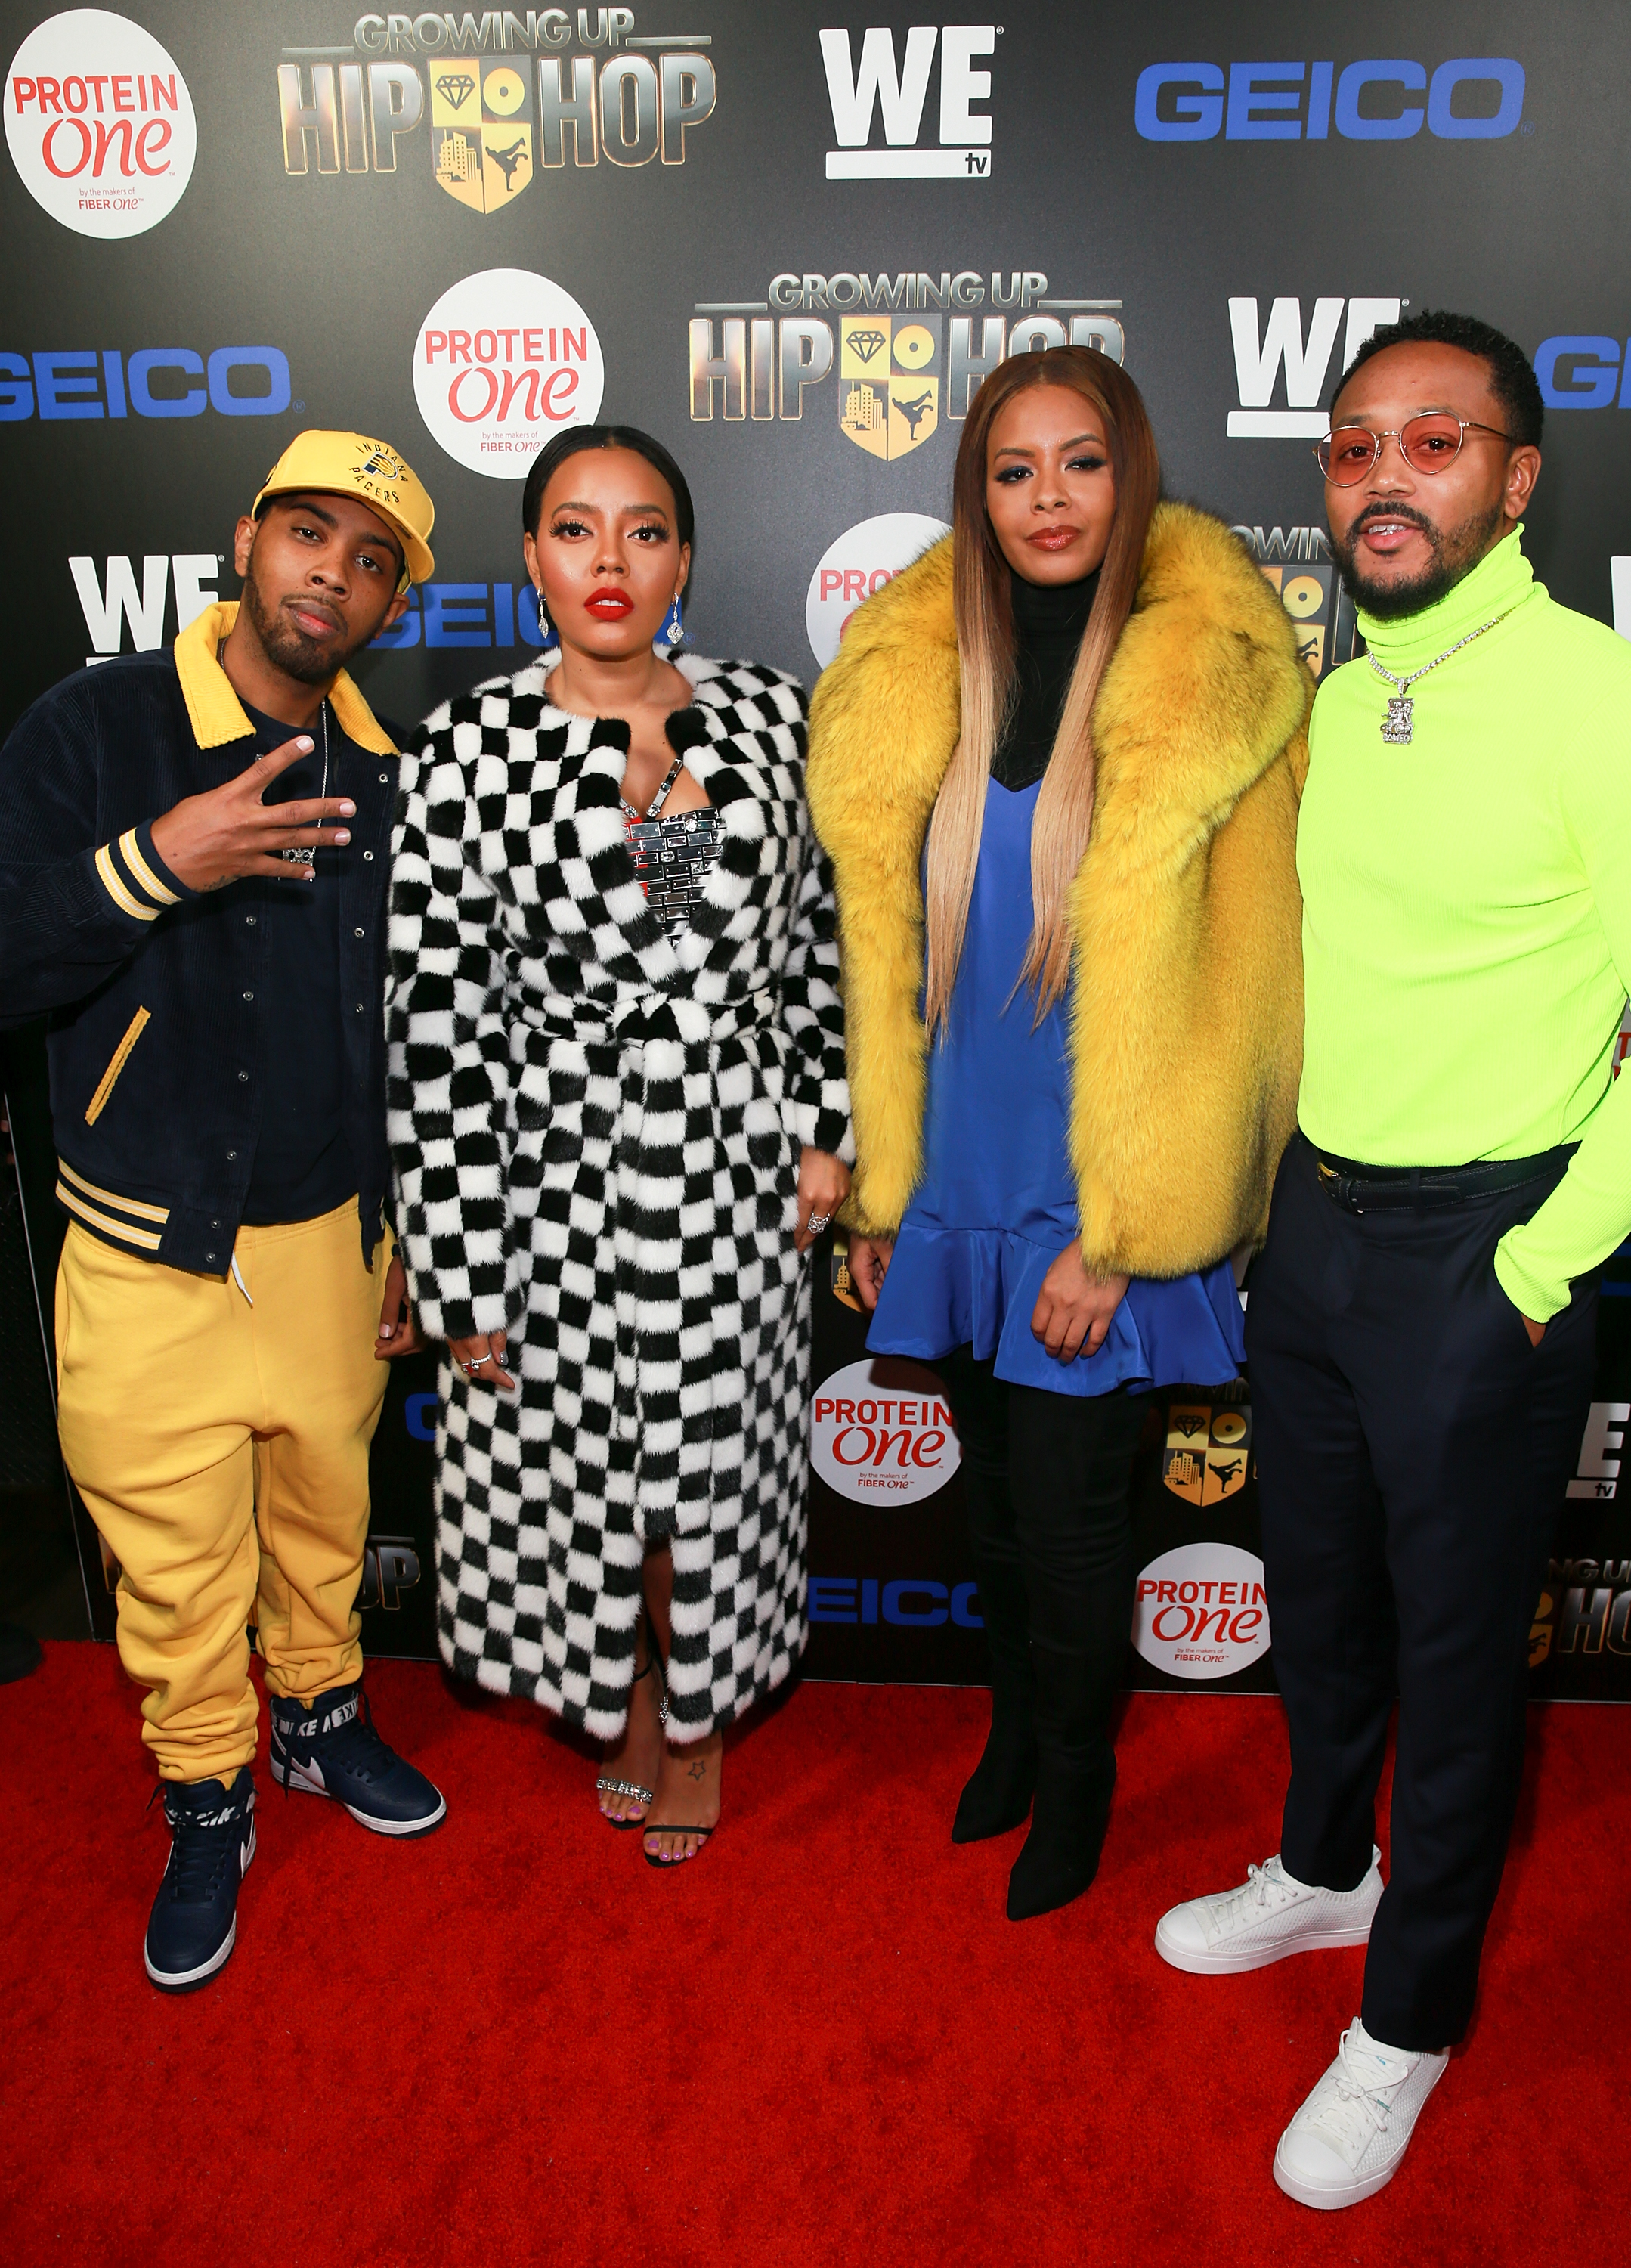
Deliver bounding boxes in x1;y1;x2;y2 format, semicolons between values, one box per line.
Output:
0;432;446;1993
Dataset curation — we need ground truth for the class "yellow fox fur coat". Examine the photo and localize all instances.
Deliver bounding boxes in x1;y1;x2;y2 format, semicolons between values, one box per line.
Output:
806;500;1312;1278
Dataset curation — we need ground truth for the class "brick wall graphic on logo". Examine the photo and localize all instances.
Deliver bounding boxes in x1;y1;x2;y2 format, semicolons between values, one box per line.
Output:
6;8;195;238
1162;1400;1252;1508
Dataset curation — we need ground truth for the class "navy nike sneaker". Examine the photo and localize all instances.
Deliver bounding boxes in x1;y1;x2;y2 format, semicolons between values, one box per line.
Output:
268;1680;446;1837
144;1768;256;1994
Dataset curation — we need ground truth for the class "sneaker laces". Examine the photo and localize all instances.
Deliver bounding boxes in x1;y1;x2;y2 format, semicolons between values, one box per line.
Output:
1208;1855;1300;1935
294;1685;397;1789
1308;2025;1411;2154
151;1788;246;1906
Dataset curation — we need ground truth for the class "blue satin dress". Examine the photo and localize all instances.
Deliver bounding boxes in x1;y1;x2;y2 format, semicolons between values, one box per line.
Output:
866;776;1245;1396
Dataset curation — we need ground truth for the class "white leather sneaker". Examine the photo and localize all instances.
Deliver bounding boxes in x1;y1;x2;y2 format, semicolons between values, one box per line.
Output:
1274;2019;1448;2209
1154;1848;1382;1974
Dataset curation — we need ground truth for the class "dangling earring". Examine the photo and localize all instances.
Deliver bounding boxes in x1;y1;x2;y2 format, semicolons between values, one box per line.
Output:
527;582;559;652
661;590;685;649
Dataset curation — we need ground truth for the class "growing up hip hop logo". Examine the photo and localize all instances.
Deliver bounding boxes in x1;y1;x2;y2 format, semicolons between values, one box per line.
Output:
275;10;717;212
6;8;195;237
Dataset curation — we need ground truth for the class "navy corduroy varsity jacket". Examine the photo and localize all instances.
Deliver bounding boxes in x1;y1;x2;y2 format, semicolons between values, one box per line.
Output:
0;603;398;1274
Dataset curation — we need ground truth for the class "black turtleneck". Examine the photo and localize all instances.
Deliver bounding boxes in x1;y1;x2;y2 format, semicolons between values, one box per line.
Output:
991;565;1100;792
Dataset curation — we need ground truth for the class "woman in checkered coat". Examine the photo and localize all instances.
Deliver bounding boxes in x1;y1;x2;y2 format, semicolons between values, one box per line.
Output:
385;428;852;1864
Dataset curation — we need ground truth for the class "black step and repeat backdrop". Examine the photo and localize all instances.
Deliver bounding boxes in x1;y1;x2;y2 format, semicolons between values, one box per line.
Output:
4;2;1630;1696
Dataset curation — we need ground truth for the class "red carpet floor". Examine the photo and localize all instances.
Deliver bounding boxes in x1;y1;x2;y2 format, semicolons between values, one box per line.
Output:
2;1644;1626;2267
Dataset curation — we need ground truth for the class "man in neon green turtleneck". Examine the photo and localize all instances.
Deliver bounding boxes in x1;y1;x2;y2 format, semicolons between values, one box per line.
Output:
1156;311;1631;2212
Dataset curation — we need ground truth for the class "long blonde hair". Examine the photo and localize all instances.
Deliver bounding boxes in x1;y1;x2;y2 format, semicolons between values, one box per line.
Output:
923;347;1161;1035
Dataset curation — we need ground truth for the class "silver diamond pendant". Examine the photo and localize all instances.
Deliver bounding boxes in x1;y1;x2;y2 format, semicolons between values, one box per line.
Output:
1380;695;1414;745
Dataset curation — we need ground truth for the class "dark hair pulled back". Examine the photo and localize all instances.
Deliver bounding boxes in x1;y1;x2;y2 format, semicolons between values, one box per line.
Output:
521;423;695;549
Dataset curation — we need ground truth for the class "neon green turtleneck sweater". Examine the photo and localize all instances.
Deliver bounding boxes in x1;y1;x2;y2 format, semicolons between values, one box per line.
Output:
1298;525;1631;1322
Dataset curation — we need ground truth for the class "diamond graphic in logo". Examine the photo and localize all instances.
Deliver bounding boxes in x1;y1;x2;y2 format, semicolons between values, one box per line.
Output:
1162;1402;1252;1507
431;57;534;215
839;316;941;460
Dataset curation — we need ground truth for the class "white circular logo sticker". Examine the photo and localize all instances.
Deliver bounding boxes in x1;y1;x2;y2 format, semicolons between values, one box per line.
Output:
806;511;949;670
1132;1542;1270;1681
810;1357;961;1505
413;268;604;479
5;10;195;238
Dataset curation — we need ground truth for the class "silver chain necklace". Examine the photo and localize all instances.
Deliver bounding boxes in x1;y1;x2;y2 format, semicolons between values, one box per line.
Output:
1367;613;1511;745
280;701;329;866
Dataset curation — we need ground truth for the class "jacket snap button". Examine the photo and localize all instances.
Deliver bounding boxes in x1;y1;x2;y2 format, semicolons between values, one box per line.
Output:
211;1219;220;1229
355;1002;364;1013
363;850;374;861
226;1150;237;1161
379;773;388;783
238;1070;249;1083
243;990;254;1002
205;1252;216;1263
245;915;255;926
354;926;364;937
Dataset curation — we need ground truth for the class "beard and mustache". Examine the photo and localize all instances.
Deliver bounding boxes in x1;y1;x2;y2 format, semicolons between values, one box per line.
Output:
239;562;364;685
1329;494;1508;621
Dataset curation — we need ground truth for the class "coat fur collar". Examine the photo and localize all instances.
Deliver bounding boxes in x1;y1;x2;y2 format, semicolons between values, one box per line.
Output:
807;500;1311;1273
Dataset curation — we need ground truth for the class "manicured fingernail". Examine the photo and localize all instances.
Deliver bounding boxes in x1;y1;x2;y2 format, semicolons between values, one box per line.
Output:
335;830;351;844
339;801;355;816
296;736;314;751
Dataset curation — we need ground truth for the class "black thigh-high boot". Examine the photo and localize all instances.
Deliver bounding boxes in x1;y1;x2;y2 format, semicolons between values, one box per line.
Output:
952;1532;1038;1841
942;1352;1038;1842
1006;1550;1134;1920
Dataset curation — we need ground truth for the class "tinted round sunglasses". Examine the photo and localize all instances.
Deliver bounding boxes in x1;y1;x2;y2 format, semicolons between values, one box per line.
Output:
1315;415;1515;484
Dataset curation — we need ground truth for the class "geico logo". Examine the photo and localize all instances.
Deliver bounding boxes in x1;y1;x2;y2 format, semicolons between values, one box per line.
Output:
70;553;221;667
1133;1542;1272;1681
1227;296;1400;439
805;512;949;668
807;1576;983;1628
0;347;290;423
811;1357;962;1504
690;271;1125;429
1135;60;1525;143
1566;1400;1629;1500
369;578;555;650
1534;336;1631;409
5;11;196;238
819;24;994;180
278;12;716;206
414;268;604;476
357;1535;422;1612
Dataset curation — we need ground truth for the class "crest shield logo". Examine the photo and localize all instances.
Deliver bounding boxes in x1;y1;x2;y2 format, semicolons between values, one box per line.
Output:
432;59;534;215
1162;1402;1252;1507
1258;560;1334;674
839;315;940;460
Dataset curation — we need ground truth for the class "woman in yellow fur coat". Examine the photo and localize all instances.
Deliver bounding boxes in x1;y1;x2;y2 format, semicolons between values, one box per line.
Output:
806;347;1310;1920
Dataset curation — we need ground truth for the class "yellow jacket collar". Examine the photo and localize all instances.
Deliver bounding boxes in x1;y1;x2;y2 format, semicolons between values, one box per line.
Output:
173;601;397;757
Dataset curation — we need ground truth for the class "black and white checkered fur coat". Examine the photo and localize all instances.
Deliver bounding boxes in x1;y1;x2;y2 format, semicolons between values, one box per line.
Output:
385;652;852;1738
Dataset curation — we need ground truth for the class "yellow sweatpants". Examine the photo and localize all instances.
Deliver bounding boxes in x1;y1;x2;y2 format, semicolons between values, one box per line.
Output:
54;1203;390;1783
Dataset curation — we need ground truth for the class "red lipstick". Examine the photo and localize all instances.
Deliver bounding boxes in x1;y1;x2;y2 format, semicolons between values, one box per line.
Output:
584;589;634;619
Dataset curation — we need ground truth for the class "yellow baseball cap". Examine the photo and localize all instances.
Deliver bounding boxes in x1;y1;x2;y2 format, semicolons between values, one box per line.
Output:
252;429;435;589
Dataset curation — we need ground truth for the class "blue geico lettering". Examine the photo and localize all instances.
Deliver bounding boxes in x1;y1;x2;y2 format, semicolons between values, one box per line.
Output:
808;1576;983;1628
1135;59;1524;142
0;349;292;422
1534;337;1631;410
404;1393;438;1441
373;581;552;651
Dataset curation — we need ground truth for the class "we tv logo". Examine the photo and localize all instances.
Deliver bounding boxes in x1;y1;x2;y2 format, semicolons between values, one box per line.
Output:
1227;295;1400;438
70;552;220;667
819;23;994;179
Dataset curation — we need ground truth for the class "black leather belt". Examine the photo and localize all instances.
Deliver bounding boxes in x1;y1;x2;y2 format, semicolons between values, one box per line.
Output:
1313;1143;1575;1214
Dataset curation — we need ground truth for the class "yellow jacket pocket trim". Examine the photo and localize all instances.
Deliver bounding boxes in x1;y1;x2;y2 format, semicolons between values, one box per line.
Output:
85;1006;150;1126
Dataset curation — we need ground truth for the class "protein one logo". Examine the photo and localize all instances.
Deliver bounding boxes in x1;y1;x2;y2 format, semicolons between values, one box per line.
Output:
805;512;949;669
413;267;604;478
1132;1541;1270;1681
809;1357;961;1505
5;9;196;238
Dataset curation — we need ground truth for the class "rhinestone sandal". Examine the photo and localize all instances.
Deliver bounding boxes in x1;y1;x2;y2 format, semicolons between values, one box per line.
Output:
595;1645;667;1830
